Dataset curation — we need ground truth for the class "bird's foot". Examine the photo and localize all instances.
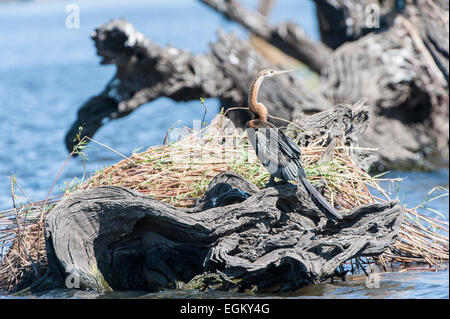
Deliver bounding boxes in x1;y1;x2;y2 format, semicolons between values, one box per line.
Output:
265;181;276;188
265;176;276;188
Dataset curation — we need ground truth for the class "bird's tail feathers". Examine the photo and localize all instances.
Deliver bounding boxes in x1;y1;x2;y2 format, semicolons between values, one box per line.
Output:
300;176;343;221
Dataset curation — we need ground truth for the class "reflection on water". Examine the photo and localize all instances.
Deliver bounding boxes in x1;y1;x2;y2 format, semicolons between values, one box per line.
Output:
0;0;447;298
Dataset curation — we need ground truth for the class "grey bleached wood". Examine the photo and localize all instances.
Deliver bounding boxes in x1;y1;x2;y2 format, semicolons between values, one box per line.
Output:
320;16;449;171
289;102;376;172
199;0;331;74
314;0;398;49
30;172;402;293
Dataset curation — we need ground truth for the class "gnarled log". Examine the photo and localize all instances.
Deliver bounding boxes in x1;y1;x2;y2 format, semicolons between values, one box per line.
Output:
30;172;402;293
314;0;398;49
320;17;449;171
199;0;331;74
64;19;236;153
290;102;376;172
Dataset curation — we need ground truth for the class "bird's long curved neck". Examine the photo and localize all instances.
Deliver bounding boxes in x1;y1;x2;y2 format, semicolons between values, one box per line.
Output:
248;75;268;122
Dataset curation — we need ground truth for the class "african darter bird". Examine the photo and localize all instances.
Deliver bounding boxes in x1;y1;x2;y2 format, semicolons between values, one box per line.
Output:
245;69;343;221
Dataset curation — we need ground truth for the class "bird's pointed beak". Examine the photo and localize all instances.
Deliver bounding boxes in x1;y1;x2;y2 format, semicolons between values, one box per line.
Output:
273;69;294;75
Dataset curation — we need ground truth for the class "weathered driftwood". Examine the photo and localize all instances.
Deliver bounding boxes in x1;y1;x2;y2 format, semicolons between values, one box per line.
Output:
199;0;331;74
314;0;398;49
404;0;449;86
321;16;449;171
315;0;449;78
290;102;376;172
30;172;402;293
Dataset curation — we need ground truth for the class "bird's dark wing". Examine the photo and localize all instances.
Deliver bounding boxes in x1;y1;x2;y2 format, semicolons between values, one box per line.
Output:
247;122;305;180
247;125;281;176
299;175;343;221
277;129;302;158
246;121;342;221
276;128;306;180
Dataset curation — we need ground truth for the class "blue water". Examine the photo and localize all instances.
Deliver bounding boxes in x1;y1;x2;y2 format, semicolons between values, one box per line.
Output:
0;0;448;298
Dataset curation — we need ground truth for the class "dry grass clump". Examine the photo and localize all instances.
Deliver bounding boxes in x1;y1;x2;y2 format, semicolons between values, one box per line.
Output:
0;114;448;292
79;116;386;210
0;196;51;292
